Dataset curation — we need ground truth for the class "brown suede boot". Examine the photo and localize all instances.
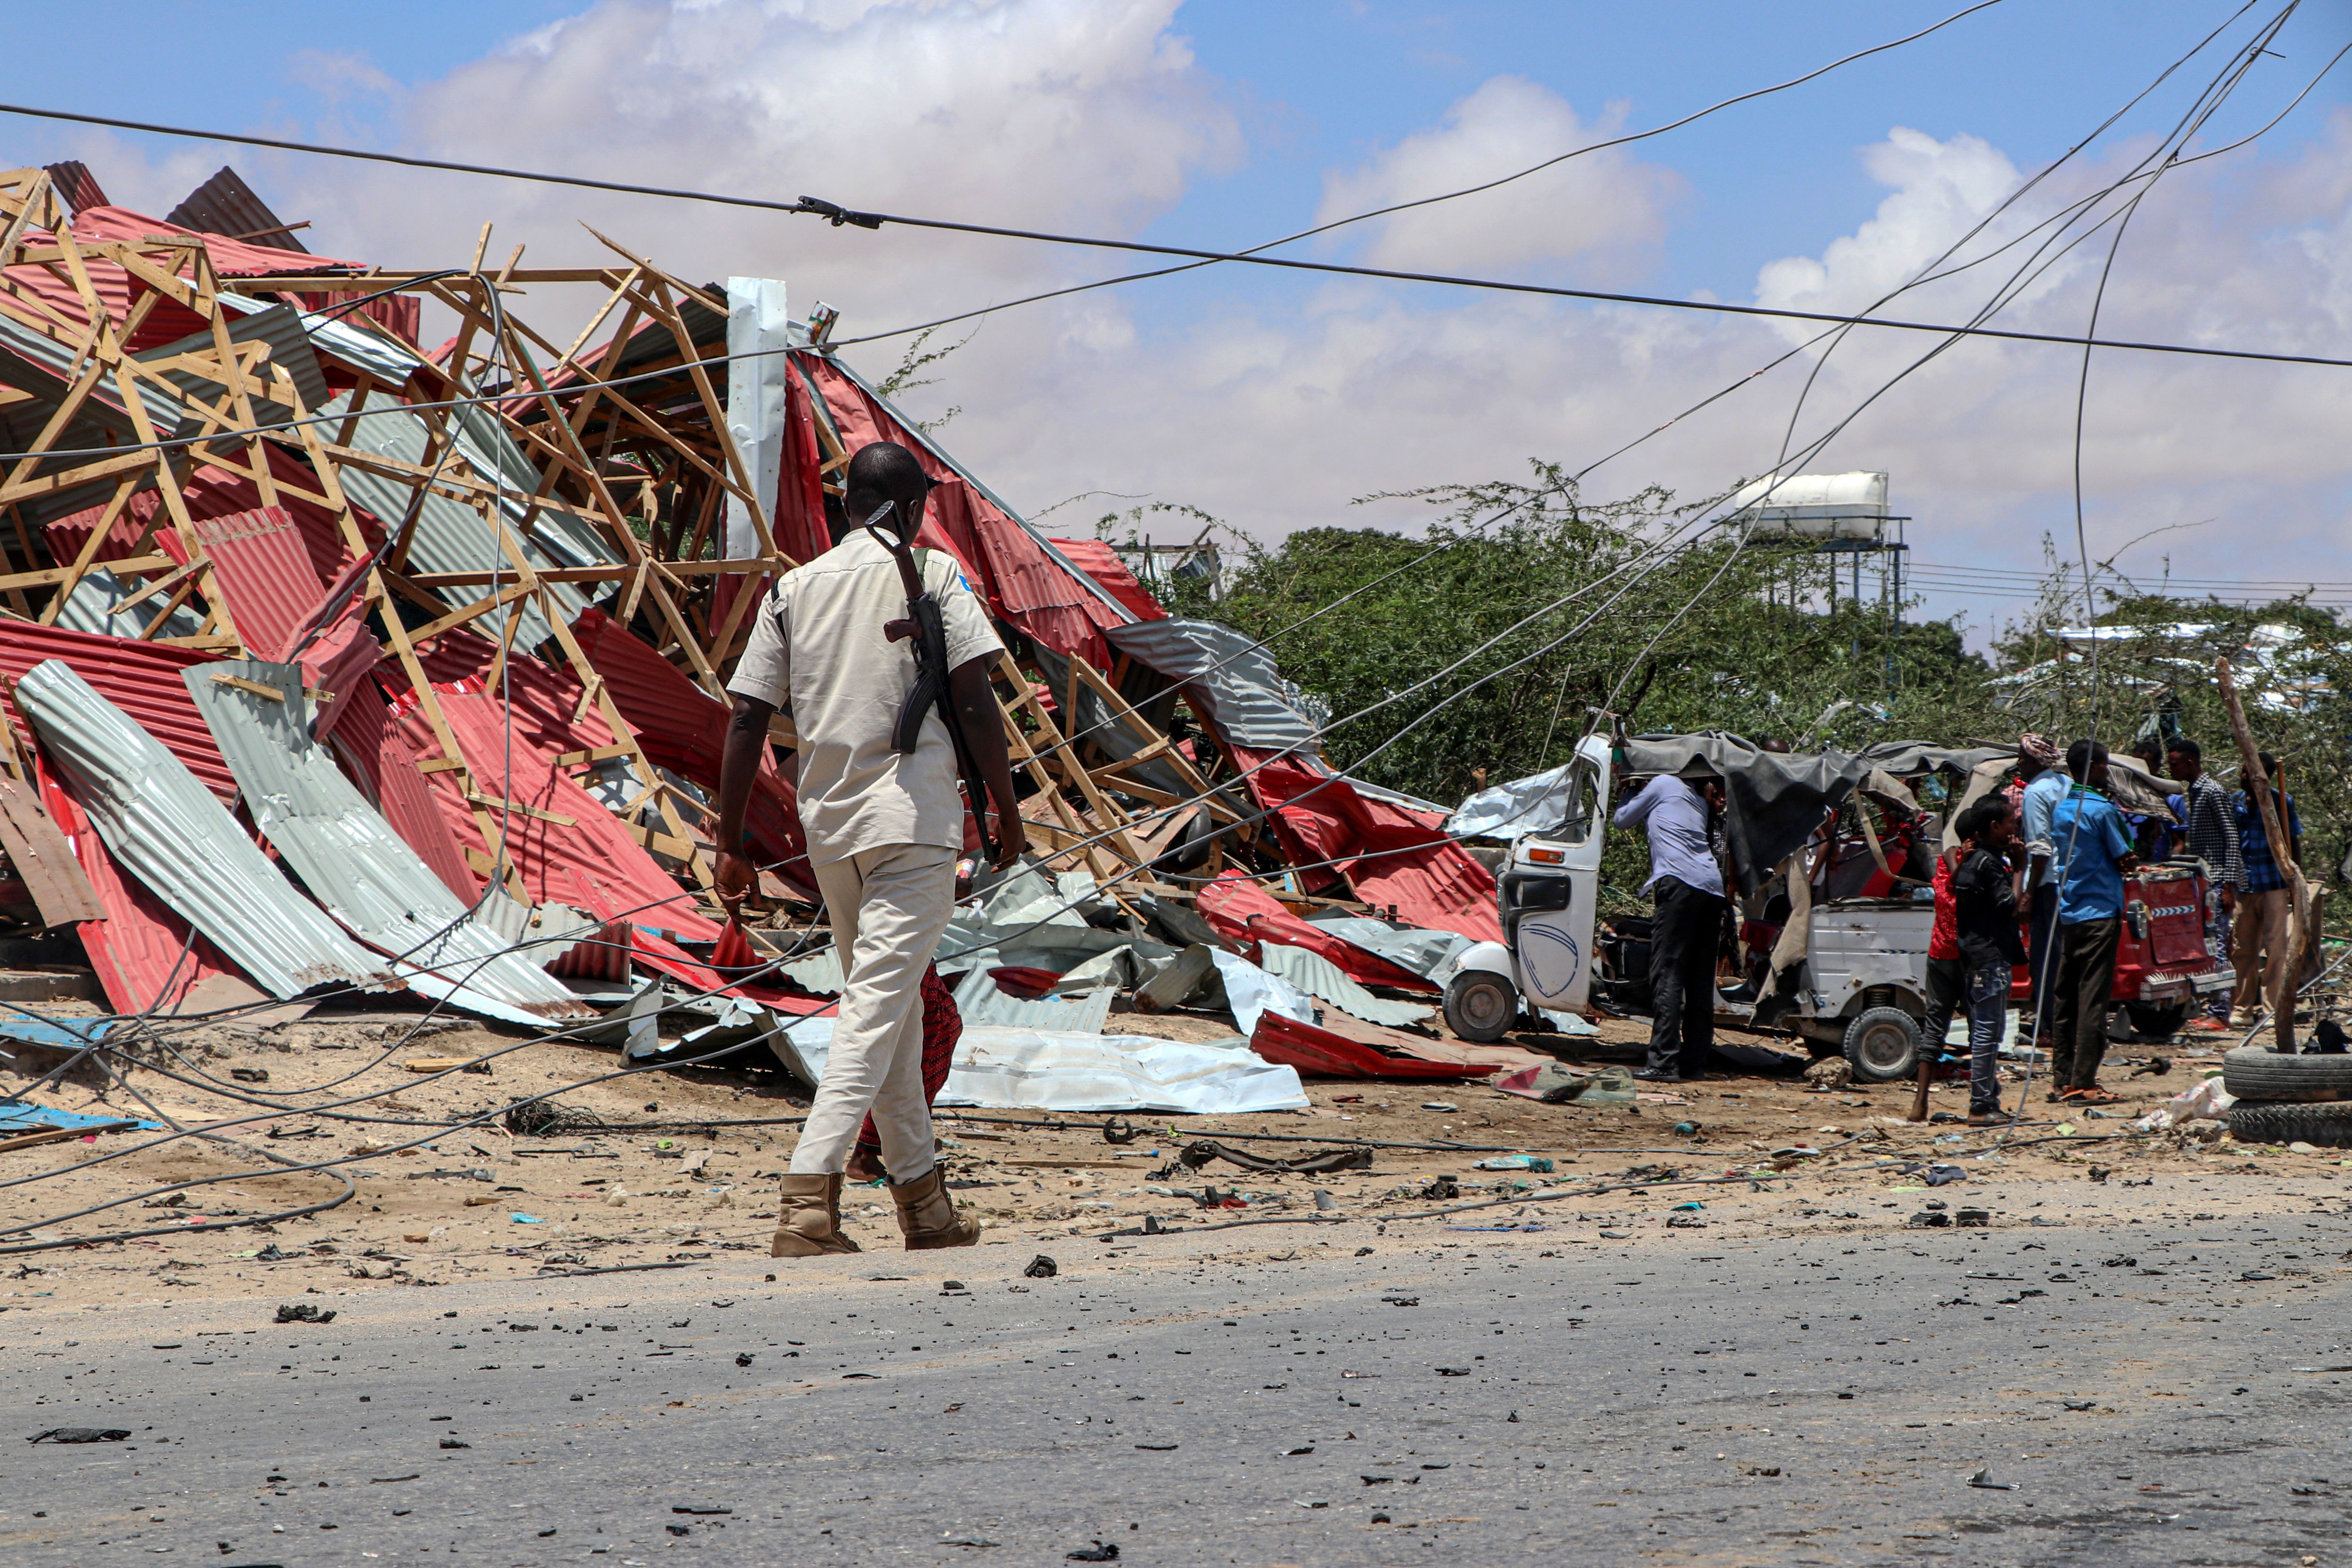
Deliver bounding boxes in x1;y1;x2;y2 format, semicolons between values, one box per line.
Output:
771;1172;860;1258
891;1166;981;1250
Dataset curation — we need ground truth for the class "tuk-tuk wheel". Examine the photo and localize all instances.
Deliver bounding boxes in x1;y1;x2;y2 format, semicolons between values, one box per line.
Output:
1443;971;1518;1044
1842;1006;1922;1082
2124;1001;2189;1039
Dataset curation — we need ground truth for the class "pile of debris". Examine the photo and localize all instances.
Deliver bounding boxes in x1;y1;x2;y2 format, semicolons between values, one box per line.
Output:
0;158;1515;1106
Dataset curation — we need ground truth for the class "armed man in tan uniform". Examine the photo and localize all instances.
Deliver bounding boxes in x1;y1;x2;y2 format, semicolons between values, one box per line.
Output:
715;440;1024;1256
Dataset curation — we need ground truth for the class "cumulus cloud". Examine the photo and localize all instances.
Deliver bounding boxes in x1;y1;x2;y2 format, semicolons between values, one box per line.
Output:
57;5;2352;630
1313;75;1683;279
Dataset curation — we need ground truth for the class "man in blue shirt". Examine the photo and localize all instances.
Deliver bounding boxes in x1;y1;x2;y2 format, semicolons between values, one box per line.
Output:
1613;759;1726;1082
2045;738;2137;1102
2014;733;2068;1048
2229;751;2303;1026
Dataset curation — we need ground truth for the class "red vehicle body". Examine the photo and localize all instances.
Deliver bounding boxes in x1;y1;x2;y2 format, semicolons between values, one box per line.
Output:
1790;827;2231;1035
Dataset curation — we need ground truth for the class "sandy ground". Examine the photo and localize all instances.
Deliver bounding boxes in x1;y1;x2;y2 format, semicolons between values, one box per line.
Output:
5;992;2334;1322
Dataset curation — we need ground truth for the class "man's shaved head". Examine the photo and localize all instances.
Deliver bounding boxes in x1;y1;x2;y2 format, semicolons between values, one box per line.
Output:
844;441;931;537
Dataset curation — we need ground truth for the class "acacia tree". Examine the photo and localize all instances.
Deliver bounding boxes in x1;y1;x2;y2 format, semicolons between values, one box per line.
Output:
1197;463;2008;806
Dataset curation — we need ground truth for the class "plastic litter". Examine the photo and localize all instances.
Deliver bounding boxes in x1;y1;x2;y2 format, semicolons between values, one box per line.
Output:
1470;1155;1553;1172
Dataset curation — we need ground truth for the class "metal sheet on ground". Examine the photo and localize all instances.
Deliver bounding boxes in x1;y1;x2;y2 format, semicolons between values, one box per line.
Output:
16;659;391;1001
185;660;591;1025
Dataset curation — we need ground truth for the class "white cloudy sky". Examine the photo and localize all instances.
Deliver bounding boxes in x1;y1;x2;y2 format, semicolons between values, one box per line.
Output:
20;0;2352;634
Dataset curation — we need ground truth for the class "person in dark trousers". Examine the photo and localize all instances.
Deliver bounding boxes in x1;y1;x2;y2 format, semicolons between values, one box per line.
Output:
2045;738;2137;1104
1950;795;2027;1125
2166;737;2240;1031
2014;732;2067;1049
1613;759;1727;1081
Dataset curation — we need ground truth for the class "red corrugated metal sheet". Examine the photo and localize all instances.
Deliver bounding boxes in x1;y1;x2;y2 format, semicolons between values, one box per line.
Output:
1049;538;1166;621
413;629;620;749
326;682;477;904
184;506;327;659
386;673;719;942
300;604;382;744
1;207;358;354
37;755;235;1013
46;440;378;585
1249;1011;1492;1080
68;205;361;279
0;624;236;807
1194;870;1435;992
800;355;1125;666
569;607;810;887
1225;745;1502;945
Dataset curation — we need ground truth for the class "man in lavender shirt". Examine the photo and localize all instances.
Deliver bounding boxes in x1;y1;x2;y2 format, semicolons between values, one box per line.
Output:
1613;759;1728;1081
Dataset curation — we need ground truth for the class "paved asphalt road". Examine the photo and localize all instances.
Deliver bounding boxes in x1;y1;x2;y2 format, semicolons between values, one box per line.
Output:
7;1206;2350;1567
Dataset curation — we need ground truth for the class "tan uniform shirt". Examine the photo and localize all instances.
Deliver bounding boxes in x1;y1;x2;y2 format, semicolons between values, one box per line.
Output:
728;530;1002;867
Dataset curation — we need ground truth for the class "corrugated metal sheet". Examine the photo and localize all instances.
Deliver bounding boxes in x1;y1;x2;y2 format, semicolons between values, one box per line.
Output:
1258;941;1433;1029
1047;538;1167;621
186;660;592;1024
1103;619;1318;751
143;296;330;428
568;607;807;881
948;962;1114;1035
33;756;236;1013
326;682;478;903
54;567;207;642
67;205;360;279
43;437;374;583
800;356;1127;665
0;621;238;807
777;947;843;995
183;506;327;659
16;659;392;999
811;353;1135;627
1303;915;1473;984
44;162;107;215
315;372;609;647
1225;745;1503;943
391;677;720;942
166;167;310;255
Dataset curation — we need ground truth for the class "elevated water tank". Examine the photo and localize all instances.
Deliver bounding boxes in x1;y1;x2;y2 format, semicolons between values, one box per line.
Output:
1726;470;1891;539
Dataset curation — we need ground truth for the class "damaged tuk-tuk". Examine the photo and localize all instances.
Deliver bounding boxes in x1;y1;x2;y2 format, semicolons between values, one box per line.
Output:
1442;734;2231;1079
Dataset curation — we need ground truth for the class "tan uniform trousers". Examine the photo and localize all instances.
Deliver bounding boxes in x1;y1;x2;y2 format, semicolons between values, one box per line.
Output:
787;843;958;1178
2230;887;2291;1017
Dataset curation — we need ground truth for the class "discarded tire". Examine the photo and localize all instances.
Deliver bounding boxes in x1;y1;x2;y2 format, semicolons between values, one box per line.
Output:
2220;1046;2352;1103
1842;1006;1921;1082
2226;1100;2352;1148
1443;971;1517;1044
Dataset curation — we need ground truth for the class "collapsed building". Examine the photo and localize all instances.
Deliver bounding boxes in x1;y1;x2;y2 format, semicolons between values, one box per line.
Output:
0;158;1516;1098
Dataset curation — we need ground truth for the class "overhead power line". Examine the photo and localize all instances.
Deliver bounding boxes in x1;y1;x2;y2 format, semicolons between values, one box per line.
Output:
8;56;2352;374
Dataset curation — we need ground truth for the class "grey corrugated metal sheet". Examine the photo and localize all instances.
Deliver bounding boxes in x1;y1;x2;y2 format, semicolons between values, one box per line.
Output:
1258;940;1433;1029
185;659;593;1025
0;298;325;529
1102;619;1319;751
16;659;393;1000
53;568;206;641
315;388;602;648
166;167;310;254
948;963;1114;1035
303;315;622;645
778;947;843;995
156;297;330;425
